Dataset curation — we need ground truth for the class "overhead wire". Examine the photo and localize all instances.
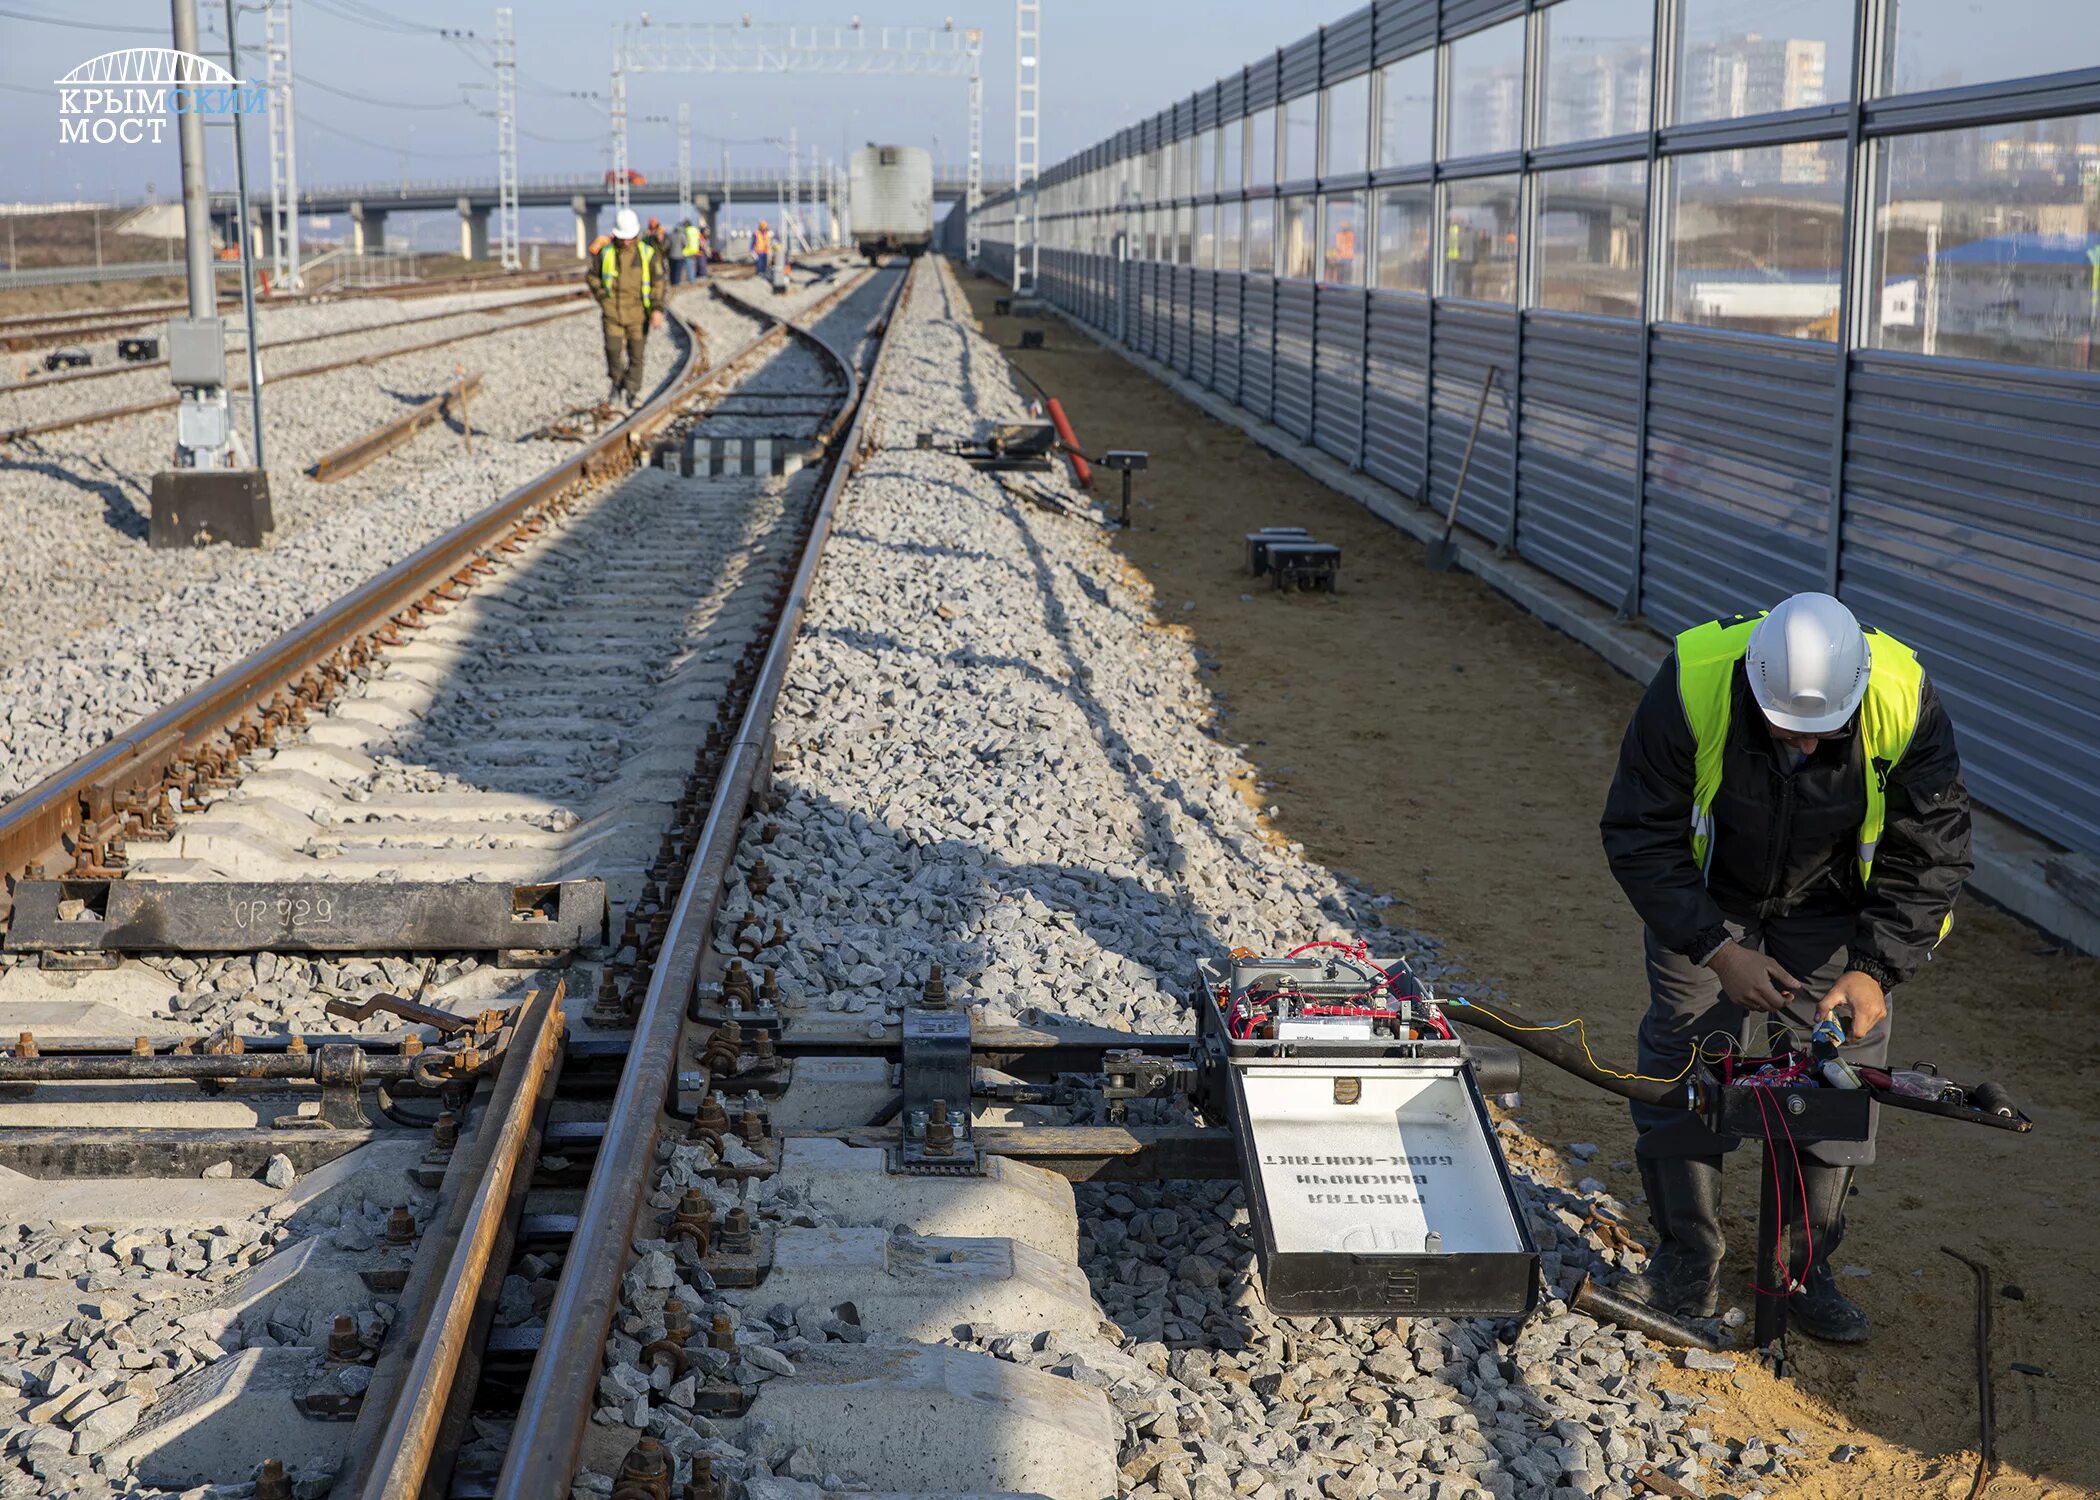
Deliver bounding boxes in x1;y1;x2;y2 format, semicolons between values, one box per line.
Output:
0;6;161;34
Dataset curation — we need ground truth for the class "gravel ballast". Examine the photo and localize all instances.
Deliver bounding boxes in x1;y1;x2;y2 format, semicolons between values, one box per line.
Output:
572;260;1784;1500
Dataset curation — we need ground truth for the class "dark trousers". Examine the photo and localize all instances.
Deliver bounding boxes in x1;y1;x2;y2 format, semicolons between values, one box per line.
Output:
1631;912;1890;1166
602;319;648;397
755;251;770;279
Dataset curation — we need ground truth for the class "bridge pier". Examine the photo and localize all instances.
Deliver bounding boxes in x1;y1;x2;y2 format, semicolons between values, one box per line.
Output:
350;201;389;256
572;195;591;259
458;197;490;263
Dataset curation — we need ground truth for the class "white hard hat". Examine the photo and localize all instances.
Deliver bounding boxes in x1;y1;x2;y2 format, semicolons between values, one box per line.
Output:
613;207;641;239
1745;592;1870;735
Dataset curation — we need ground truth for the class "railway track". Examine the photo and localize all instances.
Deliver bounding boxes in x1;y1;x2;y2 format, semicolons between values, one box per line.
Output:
0;261;912;1498
0;299;598;445
5;288;588;395
0;267;583;355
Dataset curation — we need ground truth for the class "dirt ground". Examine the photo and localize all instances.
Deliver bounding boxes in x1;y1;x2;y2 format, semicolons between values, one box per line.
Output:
961;272;2099;1500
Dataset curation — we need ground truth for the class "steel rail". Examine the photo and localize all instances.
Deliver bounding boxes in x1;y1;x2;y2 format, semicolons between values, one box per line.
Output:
356;986;566;1500
0;290;732;915
492;259;915;1500
8;289;585;393
0;302;594;444
311;372;484;483
0;266;586;351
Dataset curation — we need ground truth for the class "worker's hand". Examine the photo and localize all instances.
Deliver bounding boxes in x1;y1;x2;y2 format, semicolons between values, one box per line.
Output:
1815;969;1887;1042
650;310;665;330
1705;941;1799;1013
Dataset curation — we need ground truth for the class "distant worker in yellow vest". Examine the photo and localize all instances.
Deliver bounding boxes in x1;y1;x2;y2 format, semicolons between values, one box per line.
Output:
1599;592;1971;1344
753;219;773;281
585;207;661;408
677;219;702;284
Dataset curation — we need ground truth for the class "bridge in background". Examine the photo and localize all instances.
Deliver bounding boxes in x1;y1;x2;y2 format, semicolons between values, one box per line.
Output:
206;165;1009;259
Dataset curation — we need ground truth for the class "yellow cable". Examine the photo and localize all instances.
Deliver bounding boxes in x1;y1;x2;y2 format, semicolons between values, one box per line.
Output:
1451;999;1741;1085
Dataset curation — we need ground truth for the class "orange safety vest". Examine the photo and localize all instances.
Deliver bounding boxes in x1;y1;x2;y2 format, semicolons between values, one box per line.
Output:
753;226;771;255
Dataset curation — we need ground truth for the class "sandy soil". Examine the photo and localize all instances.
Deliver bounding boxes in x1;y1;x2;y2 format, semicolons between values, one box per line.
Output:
961;271;2100;1500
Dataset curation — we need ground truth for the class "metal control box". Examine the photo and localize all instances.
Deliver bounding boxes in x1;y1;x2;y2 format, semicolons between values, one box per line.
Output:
166;316;227;388
1198;956;1538;1317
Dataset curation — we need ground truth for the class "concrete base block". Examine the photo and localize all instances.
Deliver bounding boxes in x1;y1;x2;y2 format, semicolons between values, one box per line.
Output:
771;1058;894;1130
0;967;181;1018
738;1344;1116;1500
148;468;273;550
779;1140;1078;1262
105;1346;336;1488
0;1177;277;1229
726;1227;1098;1342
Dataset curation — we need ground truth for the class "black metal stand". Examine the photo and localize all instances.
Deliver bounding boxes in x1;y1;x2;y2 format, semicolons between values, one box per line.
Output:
1753;1136;1803;1370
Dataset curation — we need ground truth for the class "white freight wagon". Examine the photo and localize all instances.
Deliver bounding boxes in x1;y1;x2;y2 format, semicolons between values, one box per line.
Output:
848;144;934;260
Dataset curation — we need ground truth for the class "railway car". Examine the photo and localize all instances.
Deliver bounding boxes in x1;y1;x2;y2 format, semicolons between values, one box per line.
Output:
848;144;934;261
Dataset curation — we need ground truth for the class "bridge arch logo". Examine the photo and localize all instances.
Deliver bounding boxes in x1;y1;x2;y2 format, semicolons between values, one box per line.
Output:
54;49;266;147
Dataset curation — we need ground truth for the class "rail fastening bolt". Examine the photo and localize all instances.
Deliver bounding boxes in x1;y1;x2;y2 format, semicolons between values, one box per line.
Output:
326;1315;360;1363
255;1459;293;1500
386;1207;415;1245
719;1208;753;1256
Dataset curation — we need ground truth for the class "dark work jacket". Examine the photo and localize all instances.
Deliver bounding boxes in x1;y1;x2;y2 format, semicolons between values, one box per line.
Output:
1599;654;1972;987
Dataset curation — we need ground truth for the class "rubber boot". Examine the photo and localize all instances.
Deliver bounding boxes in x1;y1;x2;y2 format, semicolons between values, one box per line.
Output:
1622;1154;1725;1318
1788;1164;1870;1344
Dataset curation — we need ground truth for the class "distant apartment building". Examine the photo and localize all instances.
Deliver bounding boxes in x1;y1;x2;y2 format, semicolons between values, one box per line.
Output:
1679;34;1831;186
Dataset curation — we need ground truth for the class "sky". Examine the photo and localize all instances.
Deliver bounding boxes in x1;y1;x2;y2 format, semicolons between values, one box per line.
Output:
3;1;1294;248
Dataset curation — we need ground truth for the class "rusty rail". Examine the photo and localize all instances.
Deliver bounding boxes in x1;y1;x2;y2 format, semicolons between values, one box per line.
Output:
0;265;586;352
352;983;567;1495
1;302;592;444
10;288;583;393
0;268;864;922
491;256;915;1500
311;372;485;483
0;296;719;916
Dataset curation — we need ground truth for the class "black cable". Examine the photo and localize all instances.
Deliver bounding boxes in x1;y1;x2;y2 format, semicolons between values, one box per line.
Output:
298;112;485;161
301;75;469;111
0;5;160;32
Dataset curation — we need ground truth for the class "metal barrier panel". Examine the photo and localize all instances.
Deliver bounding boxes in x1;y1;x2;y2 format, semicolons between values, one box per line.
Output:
1517;313;1641;609
1275;281;1317;441
1642;326;1835;636
1314;285;1368;466
1148;261;1166;362
1364;291;1430;498
1192;269;1217;389
1431;301;1519;543
1171;265;1194;377
1215;274;1244;403
1242;275;1277;421
1842;352;2100;855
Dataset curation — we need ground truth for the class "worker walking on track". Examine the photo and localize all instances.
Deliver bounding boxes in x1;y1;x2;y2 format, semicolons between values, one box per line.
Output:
677;218;702;284
1599;591;1972;1345
753;218;772;281
586;207;661;409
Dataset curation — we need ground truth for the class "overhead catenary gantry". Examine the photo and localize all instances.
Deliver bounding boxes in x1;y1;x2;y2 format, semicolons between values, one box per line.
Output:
604;18;984;242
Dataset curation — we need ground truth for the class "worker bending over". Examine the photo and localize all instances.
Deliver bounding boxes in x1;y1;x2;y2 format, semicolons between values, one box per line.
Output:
586;207;661;408
1599;592;1971;1344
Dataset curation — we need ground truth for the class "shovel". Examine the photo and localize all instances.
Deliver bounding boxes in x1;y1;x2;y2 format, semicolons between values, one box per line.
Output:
1426;363;1499;572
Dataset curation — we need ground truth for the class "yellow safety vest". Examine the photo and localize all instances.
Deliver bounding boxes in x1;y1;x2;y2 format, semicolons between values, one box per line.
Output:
598;240;655;305
1675;613;1928;890
683;224;701;256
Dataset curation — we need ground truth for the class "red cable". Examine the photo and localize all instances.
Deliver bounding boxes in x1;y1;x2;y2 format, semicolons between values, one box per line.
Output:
1746;1086;1817;1298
